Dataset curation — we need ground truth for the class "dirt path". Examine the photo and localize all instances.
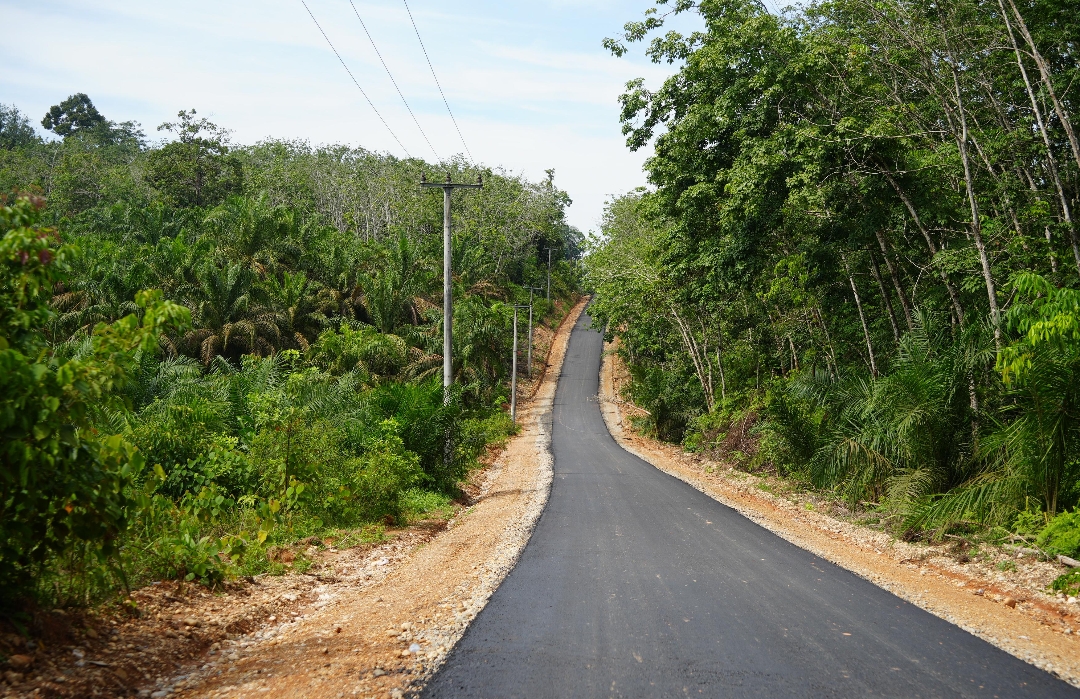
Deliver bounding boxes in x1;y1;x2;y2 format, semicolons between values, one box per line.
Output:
598;339;1080;687
145;298;587;699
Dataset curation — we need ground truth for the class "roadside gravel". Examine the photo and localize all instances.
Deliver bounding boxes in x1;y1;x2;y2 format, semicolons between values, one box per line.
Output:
599;338;1080;688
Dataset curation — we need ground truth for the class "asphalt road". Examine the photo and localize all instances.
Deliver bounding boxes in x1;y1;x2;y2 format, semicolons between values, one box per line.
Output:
424;310;1077;698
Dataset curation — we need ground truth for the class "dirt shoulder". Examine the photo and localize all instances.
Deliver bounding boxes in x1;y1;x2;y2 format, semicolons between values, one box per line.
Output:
599;339;1080;688
0;298;585;699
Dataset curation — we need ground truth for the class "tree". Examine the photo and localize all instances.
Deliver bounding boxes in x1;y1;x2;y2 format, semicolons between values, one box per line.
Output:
41;93;106;138
180;262;277;364
590;0;1080;525
0;104;38;151
147;110;242;208
0;194;188;603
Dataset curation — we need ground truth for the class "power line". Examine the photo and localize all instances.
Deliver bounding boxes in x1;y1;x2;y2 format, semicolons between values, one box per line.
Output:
400;0;474;162
299;0;413;158
348;0;440;161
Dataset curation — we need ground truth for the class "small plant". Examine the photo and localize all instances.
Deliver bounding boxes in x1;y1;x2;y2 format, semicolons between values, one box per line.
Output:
400;488;454;523
1051;569;1080;596
1013;504;1046;538
997;560;1016;572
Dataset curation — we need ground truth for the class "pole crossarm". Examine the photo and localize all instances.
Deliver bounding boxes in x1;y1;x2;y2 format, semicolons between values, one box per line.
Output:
421;172;483;191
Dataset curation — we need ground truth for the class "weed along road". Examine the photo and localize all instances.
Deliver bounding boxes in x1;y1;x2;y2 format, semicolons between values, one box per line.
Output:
424;309;1078;698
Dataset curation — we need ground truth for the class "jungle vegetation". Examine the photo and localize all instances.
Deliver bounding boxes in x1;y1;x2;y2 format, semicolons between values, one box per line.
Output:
588;0;1080;547
0;96;581;608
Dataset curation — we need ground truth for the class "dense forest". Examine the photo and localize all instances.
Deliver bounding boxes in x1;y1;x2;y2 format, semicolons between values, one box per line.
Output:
588;0;1080;546
0;95;581;607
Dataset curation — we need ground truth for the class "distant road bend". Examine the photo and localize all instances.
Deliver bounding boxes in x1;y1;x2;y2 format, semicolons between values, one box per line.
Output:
425;309;1077;698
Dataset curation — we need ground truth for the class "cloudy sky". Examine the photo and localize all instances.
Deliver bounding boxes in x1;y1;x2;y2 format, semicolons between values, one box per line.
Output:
0;0;711;232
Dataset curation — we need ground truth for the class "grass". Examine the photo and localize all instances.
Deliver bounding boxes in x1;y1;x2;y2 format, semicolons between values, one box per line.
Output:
401;488;456;524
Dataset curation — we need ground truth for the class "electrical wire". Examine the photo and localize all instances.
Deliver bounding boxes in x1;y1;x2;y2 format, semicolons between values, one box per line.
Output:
348;0;440;161
400;0;474;162
299;0;413;158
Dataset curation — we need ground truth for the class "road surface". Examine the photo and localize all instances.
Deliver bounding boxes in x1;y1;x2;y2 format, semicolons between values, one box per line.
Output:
424;310;1075;698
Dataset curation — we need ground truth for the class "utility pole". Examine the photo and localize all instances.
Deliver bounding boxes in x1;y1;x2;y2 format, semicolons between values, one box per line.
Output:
526;286;543;378
510;305;529;424
421;172;482;404
545;248;552;303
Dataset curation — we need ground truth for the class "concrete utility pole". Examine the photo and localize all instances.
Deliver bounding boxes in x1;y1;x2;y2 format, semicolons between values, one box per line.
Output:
546;248;552;303
421;172;482;404
526;287;543;378
510;304;529;423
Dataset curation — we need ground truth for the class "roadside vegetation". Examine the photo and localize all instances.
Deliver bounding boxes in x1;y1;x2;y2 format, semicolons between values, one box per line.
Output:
0;96;581;611
588;0;1080;566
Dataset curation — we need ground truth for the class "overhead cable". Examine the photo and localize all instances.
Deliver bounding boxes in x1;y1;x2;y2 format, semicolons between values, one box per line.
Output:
400;0;474;162
348;0;441;161
299;0;413;158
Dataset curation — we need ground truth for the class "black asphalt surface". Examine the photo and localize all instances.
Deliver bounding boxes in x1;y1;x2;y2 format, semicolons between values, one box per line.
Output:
424;310;1077;698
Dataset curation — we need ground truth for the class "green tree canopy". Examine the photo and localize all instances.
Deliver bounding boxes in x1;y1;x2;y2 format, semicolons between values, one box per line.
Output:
41;93;107;138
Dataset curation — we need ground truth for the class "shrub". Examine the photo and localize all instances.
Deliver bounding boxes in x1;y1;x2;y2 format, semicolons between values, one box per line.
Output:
1037;510;1080;558
0;195;188;606
347;420;422;520
1051;569;1080;597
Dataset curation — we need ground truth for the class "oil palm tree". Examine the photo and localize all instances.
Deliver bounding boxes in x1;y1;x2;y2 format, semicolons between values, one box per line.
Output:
361;234;431;334
262;270;329;350
182;262;280;364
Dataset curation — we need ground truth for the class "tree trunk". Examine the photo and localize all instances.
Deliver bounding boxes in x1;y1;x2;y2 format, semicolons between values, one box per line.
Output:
869;251;902;342
843;254;878;378
949;57;1001;348
1006;0;1080;171
880;170;966;324
715;345;726;402
874;230;915;331
999;0;1080;275
669;306;715;413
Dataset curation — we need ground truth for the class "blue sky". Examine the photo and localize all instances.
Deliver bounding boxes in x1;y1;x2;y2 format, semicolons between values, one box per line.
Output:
0;0;710;232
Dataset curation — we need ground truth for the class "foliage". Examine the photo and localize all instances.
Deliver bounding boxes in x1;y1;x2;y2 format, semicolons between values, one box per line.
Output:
0;195;188;604
41;93;106;138
0;104;38;151
0;94;581;607
1037;511;1080;558
590;0;1080;537
147;110;242;208
1051;569;1080;596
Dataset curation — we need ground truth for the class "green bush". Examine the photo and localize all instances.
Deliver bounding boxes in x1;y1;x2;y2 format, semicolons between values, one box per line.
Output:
400;488;454;522
346;420;423;520
1051;569;1080;596
307;324;404;378
1037;510;1080;558
456;411;515;471
0;196;188;606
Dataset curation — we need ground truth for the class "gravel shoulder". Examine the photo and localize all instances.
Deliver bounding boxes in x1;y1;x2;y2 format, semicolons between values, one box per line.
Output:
598;338;1080;687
